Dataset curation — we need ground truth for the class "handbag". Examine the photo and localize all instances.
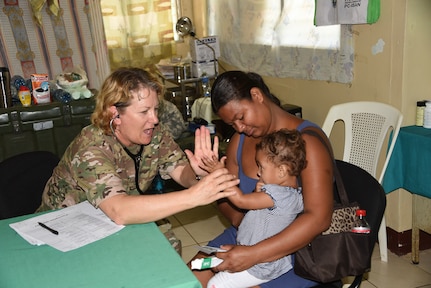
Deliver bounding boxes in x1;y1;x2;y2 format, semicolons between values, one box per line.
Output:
294;130;372;283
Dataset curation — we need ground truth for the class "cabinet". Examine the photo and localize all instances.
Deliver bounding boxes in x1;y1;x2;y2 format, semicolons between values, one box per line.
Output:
0;99;95;161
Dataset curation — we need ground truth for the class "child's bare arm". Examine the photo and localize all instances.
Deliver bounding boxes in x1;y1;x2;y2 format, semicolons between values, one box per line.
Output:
227;188;273;210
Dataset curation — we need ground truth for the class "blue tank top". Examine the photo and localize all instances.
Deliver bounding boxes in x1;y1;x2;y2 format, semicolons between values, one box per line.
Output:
237;120;321;194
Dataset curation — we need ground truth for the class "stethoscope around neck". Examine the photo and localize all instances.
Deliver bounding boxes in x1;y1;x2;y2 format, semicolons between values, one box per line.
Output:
109;115;146;195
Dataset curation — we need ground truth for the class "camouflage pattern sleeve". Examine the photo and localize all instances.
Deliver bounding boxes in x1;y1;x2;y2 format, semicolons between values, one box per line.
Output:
73;145;131;207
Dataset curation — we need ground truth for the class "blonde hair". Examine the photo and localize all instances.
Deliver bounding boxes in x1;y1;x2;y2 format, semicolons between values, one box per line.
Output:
91;67;163;134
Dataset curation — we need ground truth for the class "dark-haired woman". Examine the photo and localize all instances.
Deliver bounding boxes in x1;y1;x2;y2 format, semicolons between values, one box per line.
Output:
191;71;334;288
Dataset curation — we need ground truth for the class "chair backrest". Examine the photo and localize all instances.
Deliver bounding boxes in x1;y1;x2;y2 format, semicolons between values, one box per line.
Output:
322;101;403;183
0;151;59;219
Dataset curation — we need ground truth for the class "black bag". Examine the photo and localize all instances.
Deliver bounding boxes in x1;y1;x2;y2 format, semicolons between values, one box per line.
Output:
294;165;372;283
294;130;372;283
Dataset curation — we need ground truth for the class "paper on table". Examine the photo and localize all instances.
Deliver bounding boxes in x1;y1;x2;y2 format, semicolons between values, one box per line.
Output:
9;201;124;252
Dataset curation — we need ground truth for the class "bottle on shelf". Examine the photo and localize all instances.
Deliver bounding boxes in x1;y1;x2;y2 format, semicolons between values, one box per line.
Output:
416;101;426;126
201;74;211;97
351;209;371;234
423;101;431;129
18;85;31;107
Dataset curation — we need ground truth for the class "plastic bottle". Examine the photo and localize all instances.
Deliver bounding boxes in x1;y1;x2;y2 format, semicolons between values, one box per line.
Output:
351;209;371;234
423;101;431;129
12;75;26;90
18;85;31;107
53;88;72;103
183;52;192;79
416;101;426;126
201;74;211;97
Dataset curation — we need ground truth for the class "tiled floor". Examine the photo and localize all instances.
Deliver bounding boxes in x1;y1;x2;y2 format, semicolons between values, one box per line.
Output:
167;203;431;288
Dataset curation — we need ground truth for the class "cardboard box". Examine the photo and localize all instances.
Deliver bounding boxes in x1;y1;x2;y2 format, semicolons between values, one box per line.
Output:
30;74;51;104
191;60;218;78
190;36;220;62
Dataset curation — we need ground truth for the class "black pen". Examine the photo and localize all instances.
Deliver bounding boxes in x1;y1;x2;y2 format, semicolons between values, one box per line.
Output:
38;222;59;235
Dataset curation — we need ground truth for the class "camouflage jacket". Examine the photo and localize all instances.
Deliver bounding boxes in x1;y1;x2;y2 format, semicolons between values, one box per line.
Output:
37;124;188;211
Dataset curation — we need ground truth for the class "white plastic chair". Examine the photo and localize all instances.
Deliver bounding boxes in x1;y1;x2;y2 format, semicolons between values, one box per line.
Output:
322;101;403;262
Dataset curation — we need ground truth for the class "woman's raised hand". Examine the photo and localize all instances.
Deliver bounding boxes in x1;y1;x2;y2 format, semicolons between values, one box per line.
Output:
185;126;220;176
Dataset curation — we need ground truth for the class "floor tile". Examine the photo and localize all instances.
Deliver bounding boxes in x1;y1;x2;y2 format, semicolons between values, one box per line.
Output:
417;250;431;275
366;249;431;288
166;215;181;228
172;225;195;247
182;244;200;264
174;204;221;226
348;281;376;288
401;248;431;274
182;214;229;244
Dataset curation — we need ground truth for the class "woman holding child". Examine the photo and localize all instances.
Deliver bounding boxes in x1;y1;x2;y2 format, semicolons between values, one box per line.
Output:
191;71;334;288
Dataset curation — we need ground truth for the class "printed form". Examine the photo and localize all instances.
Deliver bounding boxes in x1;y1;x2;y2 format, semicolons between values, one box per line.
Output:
9;201;124;252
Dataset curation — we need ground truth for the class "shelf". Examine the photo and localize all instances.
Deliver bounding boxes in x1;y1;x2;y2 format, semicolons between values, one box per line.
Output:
158;69;216;121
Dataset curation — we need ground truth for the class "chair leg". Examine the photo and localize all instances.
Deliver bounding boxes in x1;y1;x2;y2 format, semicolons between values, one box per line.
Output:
378;216;388;262
343;275;363;288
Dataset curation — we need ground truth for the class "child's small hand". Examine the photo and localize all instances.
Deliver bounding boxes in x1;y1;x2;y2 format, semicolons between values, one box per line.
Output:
200;155;227;173
255;180;264;192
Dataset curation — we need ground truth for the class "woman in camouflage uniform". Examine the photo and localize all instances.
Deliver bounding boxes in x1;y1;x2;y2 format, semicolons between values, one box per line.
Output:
37;67;239;225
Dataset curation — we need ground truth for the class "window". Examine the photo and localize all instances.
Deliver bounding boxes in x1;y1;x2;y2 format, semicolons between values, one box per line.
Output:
100;0;179;70
207;0;353;83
